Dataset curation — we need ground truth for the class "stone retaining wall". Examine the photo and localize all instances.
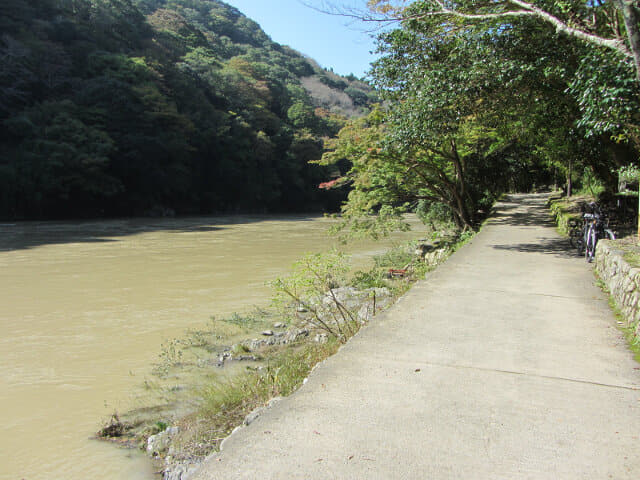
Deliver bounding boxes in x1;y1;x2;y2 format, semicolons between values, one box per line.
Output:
547;194;587;237
595;240;640;340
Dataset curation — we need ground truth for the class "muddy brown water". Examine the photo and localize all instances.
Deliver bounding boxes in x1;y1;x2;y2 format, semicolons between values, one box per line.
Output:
0;215;424;480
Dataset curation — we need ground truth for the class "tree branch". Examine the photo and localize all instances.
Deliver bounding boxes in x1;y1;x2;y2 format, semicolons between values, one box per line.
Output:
507;0;632;58
304;1;634;59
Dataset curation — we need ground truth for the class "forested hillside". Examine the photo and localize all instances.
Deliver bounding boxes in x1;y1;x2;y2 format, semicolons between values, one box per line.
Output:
0;0;375;219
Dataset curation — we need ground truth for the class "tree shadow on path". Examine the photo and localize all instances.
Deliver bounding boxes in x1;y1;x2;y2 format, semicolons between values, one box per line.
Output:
488;207;556;228
491;238;580;259
489;194;581;258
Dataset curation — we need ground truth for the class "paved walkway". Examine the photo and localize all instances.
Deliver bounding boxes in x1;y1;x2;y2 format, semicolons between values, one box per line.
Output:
194;194;640;479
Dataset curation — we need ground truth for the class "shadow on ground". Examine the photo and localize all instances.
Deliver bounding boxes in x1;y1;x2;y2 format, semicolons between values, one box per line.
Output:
489;209;556;228
489;194;581;258
491;237;580;259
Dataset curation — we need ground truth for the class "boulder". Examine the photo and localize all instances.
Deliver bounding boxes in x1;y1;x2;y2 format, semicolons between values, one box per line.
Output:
162;461;199;480
147;426;179;457
415;243;436;257
424;248;449;266
314;333;329;344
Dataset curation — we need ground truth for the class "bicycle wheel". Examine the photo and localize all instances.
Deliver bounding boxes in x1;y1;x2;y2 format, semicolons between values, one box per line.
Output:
604;229;616;240
574;233;584;255
585;224;596;262
569;229;581;251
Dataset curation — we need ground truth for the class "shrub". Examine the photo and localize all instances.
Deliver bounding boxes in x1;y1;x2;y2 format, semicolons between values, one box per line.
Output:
270;251;360;342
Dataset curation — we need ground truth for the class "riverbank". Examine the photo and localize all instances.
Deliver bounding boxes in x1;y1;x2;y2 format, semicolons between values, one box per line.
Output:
97;235;467;479
190;193;640;480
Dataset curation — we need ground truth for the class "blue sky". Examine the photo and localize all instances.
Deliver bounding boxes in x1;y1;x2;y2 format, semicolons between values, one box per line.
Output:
223;0;379;78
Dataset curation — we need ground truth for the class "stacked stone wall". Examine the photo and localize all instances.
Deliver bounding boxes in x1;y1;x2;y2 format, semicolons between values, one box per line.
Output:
595;240;640;340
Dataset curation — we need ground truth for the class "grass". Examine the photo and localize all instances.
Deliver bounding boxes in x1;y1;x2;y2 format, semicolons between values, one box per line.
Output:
351;241;438;295
350;269;389;289
167;341;339;461
373;242;415;269
617;236;640;268
606;295;640;364
547;193;593;237
593;265;640;364
199;342;338;417
623;252;640;269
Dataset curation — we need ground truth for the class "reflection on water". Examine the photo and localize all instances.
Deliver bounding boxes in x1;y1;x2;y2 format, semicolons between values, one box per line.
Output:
0;215;424;480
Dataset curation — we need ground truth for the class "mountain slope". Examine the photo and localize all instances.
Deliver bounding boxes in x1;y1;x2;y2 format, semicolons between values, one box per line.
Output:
0;0;374;219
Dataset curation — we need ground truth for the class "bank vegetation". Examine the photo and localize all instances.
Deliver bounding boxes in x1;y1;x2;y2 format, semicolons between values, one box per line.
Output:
96;227;470;477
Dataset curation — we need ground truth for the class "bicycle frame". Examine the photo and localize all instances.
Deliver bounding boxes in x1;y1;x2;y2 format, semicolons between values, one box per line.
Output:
582;208;615;262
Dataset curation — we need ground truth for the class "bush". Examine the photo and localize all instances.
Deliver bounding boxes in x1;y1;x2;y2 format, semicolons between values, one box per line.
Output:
416;200;456;231
270;251;360;342
350;269;388;289
373;243;414;268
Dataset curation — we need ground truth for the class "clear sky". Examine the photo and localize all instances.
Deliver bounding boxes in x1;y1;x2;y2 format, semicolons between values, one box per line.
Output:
222;0;379;78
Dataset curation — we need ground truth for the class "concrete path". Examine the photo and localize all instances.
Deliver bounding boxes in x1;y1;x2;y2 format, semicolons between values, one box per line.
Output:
193;194;640;479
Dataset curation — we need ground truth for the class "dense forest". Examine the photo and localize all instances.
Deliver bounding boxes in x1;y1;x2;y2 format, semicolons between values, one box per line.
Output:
0;0;377;219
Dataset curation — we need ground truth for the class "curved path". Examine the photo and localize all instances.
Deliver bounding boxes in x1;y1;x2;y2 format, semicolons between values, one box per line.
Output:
194;194;640;479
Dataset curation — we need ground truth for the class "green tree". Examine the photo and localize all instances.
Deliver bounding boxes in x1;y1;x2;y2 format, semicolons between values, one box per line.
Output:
2;100;122;216
363;0;640;82
287;101;318;130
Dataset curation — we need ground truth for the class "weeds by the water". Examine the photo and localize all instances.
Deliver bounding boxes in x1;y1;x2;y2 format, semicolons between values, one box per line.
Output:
221;312;269;329
152;339;184;377
271;251;360;342
373;243;415;269
199;341;338;417
350;269;388;289
100;232;470;466
151;311;274;376
169;341;339;461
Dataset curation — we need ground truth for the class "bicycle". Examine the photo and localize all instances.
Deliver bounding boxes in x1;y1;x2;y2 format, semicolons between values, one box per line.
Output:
576;203;615;262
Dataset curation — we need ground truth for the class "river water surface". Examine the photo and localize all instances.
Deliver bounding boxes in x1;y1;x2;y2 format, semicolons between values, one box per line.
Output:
0;215;423;480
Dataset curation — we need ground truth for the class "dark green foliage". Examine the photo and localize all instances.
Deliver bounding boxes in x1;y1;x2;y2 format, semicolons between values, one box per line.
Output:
343;86;371;107
318;73;347;91
325;5;638;231
0;0;376;219
569;47;640;143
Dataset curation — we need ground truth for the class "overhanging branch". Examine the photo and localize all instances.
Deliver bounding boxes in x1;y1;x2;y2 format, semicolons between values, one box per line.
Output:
303;0;633;59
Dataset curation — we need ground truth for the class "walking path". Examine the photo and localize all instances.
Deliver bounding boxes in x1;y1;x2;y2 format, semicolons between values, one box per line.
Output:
193;194;640;479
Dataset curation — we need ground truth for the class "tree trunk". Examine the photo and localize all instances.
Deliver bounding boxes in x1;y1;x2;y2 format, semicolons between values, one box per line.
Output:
637;192;640;241
615;2;640;241
567;158;573;197
616;0;640;82
449;140;474;229
452;188;473;230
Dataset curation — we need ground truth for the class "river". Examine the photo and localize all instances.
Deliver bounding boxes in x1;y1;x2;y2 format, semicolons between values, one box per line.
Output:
0;215;424;480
